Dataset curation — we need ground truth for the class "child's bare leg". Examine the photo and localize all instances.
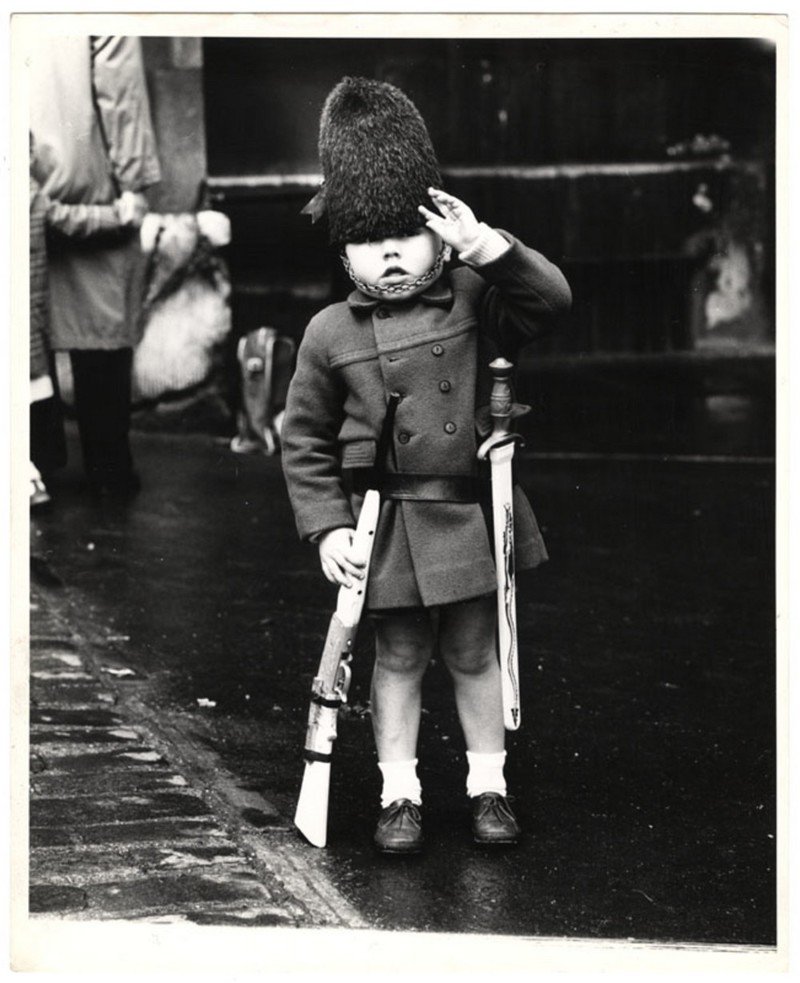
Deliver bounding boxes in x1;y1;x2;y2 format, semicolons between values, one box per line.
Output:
438;593;504;753
371;608;435;762
439;592;520;843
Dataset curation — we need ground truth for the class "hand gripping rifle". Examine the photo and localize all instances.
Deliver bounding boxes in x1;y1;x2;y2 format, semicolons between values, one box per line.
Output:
477;359;527;731
294;393;400;847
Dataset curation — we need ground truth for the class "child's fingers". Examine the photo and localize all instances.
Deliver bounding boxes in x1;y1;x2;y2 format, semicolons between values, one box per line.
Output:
418;204;446;225
428;188;463;214
320;559;340;585
325;547;365;581
338;553;366;579
322;558;351;588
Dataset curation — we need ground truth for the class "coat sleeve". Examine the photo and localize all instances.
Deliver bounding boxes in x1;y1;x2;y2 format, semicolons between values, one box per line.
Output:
91;36;161;192
470;230;572;354
281;315;355;541
44;195;125;239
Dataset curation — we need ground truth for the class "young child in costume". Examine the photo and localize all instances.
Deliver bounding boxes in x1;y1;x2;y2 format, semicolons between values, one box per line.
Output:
282;77;571;853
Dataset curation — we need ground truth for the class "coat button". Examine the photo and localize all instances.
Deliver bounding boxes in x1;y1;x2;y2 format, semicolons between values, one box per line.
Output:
397;431;411;444
431;344;444;356
439;380;452;393
444;421;457;434
376;307;392;319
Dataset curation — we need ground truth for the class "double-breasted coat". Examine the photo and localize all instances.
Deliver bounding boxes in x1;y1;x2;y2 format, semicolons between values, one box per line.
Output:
29;36;161;352
281;232;571;609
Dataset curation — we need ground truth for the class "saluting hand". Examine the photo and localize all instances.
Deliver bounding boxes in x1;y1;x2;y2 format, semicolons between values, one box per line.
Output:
418;188;481;254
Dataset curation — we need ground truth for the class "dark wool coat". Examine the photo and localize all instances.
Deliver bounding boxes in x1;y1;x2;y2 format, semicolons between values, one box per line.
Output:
281;232;571;609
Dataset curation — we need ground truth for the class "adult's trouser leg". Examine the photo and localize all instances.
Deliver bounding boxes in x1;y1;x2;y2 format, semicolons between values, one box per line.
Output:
69;348;135;491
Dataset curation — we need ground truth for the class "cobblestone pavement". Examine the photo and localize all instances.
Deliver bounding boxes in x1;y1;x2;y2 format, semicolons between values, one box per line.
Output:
27;578;365;928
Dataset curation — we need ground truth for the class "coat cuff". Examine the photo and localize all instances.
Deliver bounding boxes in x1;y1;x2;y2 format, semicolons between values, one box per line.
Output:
308;523;353;545
296;503;356;543
458;223;512;266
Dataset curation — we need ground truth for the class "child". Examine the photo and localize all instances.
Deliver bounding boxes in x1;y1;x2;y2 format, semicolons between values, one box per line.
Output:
282;77;571;853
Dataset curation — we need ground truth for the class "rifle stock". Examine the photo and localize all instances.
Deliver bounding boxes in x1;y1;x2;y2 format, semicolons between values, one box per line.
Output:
294;489;380;847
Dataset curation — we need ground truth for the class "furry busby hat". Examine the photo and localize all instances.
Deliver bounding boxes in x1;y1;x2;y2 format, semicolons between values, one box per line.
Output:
302;76;442;246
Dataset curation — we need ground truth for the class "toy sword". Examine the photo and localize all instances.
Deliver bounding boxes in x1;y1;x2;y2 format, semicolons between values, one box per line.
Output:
477;358;525;731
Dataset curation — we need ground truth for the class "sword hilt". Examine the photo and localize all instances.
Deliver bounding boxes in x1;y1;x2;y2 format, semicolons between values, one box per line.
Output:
488;358;514;434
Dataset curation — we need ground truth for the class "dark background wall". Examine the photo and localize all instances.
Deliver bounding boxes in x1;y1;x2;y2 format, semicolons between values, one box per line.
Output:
145;36;776;456
202;38;774;171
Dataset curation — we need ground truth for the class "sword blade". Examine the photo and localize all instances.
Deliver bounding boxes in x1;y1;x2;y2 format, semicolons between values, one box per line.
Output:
488;442;521;731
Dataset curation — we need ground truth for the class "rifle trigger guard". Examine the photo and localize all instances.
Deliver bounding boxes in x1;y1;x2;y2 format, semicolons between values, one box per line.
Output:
334;660;352;704
477;432;525;461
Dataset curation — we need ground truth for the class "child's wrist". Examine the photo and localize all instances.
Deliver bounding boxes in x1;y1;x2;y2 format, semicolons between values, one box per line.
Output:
458;223;511;266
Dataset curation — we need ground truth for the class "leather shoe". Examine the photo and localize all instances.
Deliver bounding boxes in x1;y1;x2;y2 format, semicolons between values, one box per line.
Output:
374;798;423;854
471;792;521;845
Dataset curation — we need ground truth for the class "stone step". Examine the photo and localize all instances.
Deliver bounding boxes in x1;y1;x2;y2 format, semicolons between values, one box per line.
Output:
29;869;295;923
30;842;242;885
30;767;189;798
30;792;214;827
33;748;170;772
30;817;229;849
30;708;125;727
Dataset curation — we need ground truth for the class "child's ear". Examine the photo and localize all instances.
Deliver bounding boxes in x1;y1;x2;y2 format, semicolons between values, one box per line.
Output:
443;244;452;263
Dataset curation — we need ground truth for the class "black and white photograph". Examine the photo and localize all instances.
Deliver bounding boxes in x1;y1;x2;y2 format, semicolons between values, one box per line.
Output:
10;9;788;974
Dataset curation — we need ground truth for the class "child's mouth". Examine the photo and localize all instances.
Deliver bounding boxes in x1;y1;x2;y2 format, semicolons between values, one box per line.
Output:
381;266;408;280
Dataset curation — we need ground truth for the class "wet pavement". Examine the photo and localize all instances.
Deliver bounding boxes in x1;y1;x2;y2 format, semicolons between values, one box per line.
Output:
29;427;776;945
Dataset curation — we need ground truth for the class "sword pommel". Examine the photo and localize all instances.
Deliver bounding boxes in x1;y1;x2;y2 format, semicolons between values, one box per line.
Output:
488;358;514;431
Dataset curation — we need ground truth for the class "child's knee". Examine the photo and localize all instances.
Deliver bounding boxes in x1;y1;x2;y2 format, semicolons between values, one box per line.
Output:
375;637;431;676
440;639;495;676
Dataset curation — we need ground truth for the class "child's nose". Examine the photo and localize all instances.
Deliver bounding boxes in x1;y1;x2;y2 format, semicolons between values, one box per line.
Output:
381;239;402;259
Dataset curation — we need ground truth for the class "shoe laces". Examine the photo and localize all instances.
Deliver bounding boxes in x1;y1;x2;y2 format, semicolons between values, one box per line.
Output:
474;792;514;821
383;798;421;825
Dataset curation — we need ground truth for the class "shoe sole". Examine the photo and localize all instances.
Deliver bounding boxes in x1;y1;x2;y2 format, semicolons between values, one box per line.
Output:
374;842;424;855
473;835;520;846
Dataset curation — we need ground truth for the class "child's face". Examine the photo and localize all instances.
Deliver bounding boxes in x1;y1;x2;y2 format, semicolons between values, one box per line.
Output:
344;228;448;301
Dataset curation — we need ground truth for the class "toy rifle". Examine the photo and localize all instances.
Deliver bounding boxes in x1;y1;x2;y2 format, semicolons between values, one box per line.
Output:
293;489;380;846
477;358;526;730
294;392;399;847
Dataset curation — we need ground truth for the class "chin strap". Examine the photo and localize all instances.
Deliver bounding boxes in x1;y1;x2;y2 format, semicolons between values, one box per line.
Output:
341;245;447;298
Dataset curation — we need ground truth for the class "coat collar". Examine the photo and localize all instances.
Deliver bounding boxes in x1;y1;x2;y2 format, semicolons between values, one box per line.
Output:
347;275;454;313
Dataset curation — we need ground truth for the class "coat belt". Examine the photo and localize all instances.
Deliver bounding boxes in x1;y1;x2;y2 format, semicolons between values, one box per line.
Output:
348;469;488;503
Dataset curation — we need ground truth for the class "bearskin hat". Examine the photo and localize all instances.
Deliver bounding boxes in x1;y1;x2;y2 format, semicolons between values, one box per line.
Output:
303;76;442;246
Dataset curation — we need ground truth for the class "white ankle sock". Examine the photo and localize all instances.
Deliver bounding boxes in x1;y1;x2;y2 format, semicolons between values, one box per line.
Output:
466;750;507;798
378;758;422;808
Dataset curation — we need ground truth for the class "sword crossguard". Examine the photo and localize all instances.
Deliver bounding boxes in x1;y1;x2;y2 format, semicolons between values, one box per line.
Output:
477;431;525;461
